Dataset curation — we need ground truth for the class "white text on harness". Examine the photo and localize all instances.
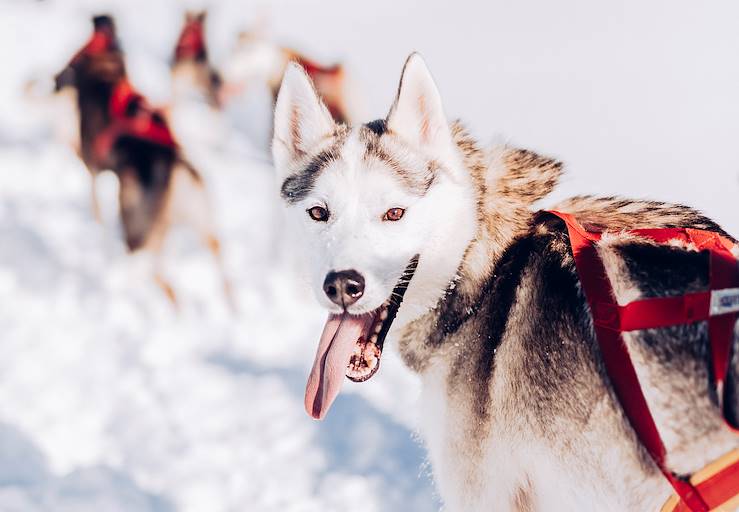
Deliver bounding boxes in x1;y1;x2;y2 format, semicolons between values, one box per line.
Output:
710;288;739;316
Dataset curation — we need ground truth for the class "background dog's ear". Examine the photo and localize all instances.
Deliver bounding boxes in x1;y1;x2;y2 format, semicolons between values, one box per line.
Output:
386;53;453;159
92;14;115;32
272;63;336;179
186;10;207;23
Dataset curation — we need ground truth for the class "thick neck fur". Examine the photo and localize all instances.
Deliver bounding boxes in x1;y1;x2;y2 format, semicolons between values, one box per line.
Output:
452;125;562;300
396;125;730;374
397;123;563;371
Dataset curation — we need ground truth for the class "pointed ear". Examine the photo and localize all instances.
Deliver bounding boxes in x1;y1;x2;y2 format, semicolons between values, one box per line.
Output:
272;63;336;177
386;54;452;157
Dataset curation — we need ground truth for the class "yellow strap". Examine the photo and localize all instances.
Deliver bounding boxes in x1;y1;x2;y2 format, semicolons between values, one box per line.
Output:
661;449;739;512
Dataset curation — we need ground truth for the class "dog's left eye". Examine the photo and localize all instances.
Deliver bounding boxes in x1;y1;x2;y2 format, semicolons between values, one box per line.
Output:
383;208;405;222
307;205;329;222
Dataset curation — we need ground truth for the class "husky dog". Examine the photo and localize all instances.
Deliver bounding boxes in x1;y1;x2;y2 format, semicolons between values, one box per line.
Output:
171;11;222;109
222;28;353;123
55;15;232;307
272;54;739;510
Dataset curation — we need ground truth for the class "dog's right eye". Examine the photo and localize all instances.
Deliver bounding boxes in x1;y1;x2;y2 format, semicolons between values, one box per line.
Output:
307;206;329;222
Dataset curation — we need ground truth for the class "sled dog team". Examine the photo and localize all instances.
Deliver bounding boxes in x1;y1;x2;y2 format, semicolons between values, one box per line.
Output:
51;12;739;512
51;13;351;307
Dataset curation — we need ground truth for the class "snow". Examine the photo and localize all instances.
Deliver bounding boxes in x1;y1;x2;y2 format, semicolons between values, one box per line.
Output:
1;0;738;511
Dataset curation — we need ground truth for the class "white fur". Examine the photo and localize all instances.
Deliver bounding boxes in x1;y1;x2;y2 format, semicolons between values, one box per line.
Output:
387;54;454;165
171;63;207;104
271;54;491;510
272;64;336;177
221;38;285;90
272;54;677;512
273;55;477;326
418;342;671;511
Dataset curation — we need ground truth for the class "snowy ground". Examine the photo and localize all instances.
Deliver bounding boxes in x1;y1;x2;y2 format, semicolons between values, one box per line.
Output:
1;0;738;511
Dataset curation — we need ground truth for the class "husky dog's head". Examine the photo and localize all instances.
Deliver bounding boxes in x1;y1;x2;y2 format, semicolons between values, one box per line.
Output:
273;54;479;419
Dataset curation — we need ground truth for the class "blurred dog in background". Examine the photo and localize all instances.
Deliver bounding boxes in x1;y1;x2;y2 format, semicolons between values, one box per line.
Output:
221;26;354;124
54;14;232;308
171;10;222;109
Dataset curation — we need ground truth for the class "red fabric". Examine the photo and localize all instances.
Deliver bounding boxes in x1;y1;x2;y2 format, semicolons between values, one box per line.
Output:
94;80;176;160
70;28;116;65
109;80;141;118
617;292;712;331
175;20;205;61
547;210;739;511
295;56;341;79
83;31;112;55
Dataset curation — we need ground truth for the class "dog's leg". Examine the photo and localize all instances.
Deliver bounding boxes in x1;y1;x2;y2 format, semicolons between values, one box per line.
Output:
139;182;178;309
205;231;237;314
154;272;177;305
116;156;180;307
90;171;102;223
146;223;179;310
169;161;236;313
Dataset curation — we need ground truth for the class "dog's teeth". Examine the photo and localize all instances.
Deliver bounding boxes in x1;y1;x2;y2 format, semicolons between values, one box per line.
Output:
380;309;388;320
374;322;382;334
370;334;378;343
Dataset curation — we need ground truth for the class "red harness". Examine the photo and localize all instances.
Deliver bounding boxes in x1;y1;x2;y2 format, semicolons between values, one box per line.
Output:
70;28;115;64
71;28;177;161
295;56;342;80
547;211;739;511
174;19;206;62
93;79;176;160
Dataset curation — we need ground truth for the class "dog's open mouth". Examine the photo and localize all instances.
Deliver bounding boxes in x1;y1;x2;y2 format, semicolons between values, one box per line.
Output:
305;256;419;420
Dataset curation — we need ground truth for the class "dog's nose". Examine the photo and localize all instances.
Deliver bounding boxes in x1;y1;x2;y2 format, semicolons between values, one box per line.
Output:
323;270;365;308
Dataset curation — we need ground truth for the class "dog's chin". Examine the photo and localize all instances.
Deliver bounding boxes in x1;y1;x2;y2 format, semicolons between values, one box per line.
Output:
304;256;419;420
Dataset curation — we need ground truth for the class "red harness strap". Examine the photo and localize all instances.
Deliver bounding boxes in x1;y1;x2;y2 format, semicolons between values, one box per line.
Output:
295;56;342;79
671;456;739;512
547;210;739;511
94;80;176;160
175;20;206;62
70;27;117;66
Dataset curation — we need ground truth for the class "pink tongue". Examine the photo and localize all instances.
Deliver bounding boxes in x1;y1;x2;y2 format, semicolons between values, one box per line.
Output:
305;313;368;420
